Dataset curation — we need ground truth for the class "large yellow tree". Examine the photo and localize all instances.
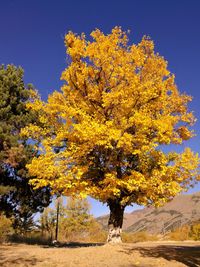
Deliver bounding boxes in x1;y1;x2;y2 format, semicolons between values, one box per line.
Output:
22;27;199;243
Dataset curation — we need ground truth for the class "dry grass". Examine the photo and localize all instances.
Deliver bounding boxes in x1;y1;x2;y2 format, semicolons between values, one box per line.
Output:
0;241;200;267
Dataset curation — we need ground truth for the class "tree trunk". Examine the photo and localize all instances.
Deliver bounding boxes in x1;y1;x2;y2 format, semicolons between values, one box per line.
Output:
55;198;60;241
107;200;125;243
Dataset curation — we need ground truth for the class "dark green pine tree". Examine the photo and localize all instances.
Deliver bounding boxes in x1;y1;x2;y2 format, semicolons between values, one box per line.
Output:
0;64;51;233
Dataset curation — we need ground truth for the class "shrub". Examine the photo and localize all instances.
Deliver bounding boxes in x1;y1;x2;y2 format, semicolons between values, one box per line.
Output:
167;225;190;241
190;223;200;240
0;214;13;243
122;231;158;243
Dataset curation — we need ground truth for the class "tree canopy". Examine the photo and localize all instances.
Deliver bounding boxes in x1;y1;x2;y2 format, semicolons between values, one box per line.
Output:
0;64;51;231
22;27;200;242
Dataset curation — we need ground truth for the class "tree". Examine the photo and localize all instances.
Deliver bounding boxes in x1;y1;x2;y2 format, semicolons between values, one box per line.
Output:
40;206;57;240
39;196;68;241
39;196;98;242
62;197;96;241
0;64;51;232
23;27;200;243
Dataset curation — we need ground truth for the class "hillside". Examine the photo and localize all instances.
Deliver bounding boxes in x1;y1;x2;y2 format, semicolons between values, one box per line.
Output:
97;192;200;234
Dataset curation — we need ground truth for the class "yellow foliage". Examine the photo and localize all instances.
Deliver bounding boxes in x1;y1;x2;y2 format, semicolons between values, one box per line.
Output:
167;225;190;241
190;223;200;240
23;27;200;208
122;231;158;243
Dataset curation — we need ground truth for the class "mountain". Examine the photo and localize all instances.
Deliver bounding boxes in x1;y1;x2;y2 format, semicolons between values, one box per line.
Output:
97;192;200;234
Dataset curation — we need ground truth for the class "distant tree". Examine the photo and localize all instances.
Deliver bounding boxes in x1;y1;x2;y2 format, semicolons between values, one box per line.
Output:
23;27;200;243
40;207;56;240
0;64;51;233
13;211;35;235
62;197;95;240
39;196;66;241
39;196;102;242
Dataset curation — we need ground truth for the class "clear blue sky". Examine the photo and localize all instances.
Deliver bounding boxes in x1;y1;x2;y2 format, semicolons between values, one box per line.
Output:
1;0;200;216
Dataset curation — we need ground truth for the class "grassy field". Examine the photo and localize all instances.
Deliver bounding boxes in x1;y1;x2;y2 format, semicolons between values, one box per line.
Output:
0;241;200;267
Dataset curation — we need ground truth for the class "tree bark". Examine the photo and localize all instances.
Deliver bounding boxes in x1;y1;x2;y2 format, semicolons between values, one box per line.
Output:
107;200;125;243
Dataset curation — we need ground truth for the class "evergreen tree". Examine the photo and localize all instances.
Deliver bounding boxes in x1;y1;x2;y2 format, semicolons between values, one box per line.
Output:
0;64;51;233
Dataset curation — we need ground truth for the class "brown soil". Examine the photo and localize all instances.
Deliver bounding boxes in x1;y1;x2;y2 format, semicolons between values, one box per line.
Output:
0;241;200;267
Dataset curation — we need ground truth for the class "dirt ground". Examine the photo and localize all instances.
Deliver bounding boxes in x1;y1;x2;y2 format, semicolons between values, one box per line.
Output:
0;241;200;267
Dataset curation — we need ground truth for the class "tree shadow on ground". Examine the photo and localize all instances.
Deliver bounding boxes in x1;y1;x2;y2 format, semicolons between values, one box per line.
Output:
121;244;200;267
42;241;105;248
9;234;51;246
9;235;105;248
